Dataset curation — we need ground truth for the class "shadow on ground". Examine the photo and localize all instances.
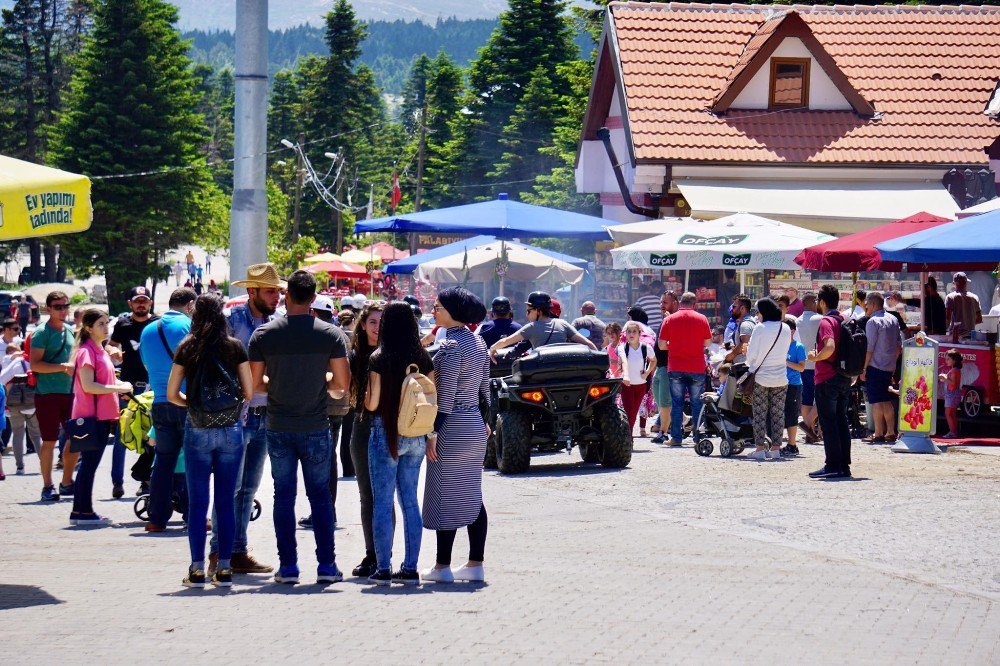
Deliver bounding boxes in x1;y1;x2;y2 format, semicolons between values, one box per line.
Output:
0;584;64;611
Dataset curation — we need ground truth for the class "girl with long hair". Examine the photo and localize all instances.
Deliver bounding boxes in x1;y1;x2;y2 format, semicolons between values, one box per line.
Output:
69;308;133;526
364;301;433;585
347;301;384;578
167;294;253;588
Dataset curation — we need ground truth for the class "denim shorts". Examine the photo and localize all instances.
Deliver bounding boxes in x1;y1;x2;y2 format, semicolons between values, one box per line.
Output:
865;367;892;404
801;370;815;407
651;367;671;408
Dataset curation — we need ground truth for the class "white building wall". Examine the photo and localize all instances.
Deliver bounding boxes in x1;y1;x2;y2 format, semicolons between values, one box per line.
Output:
731;37;852;111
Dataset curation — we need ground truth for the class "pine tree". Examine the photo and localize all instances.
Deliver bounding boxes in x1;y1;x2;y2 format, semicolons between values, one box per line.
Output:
51;0;223;313
267;68;300;152
446;0;576;198
399;54;431;135
421;51;464;208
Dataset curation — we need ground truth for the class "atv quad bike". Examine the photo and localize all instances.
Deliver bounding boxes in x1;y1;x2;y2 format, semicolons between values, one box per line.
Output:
484;343;632;474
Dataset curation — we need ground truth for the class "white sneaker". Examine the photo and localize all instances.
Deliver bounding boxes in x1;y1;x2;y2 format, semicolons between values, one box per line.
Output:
453;565;485;582
766;449;782;460
421;566;454;583
747;449;768;461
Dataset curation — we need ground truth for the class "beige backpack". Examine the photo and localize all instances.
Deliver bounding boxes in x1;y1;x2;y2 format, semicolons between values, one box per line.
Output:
398;363;438;437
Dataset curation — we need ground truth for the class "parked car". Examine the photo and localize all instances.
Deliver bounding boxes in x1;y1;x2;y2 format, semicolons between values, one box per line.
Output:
0;291;39;323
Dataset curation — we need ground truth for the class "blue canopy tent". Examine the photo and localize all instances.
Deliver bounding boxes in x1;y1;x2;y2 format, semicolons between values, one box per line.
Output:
874;208;1000;271
355;194;612;241
384;235;588;275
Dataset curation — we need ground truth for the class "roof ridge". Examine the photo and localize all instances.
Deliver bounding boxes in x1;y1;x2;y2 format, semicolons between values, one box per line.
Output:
609;2;1000;15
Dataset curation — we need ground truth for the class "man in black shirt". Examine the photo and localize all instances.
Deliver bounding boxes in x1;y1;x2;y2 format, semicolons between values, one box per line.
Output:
108;286;159;498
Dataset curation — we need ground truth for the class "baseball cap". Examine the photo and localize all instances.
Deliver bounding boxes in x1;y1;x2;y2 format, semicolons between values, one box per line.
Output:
550;299;562;317
953;271;969;281
311;295;335;313
128;286;151;301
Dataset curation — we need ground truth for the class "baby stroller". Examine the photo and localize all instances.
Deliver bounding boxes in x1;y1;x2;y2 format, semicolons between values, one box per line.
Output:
693;391;755;457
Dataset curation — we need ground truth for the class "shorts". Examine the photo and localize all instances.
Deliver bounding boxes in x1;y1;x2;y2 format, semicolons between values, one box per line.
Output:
865;367;893;404
784;384;803;428
801;369;815;407
35;392;74;441
651;367;671;409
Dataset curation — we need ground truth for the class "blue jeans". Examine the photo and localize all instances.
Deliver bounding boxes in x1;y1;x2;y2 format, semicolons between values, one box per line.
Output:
110;422;126;485
210;410;267;554
184;422;244;565
267;428;336;568
669;371;705;443
369;416;424;573
148;403;187;526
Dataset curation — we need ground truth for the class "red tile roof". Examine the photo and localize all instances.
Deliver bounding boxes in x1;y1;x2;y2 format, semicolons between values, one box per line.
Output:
603;2;1000;165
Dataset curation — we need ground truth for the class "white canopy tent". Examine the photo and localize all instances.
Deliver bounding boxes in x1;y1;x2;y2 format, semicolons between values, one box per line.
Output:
956;197;1000;218
610;213;834;271
415;239;584;287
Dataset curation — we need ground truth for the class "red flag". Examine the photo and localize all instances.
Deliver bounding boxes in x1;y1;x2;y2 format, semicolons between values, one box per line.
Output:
390;169;401;211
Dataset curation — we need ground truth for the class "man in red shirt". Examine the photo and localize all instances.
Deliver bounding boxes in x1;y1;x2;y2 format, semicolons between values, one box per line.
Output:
658;292;711;445
807;284;852;479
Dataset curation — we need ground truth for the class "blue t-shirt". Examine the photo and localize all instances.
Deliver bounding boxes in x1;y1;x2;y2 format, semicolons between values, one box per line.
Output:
786;340;807;386
139;310;191;403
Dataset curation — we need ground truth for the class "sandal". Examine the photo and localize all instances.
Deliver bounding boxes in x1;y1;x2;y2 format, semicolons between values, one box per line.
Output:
861;434;886;444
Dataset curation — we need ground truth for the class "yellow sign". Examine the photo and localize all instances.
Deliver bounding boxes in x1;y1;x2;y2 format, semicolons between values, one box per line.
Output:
0;155;92;241
898;334;938;434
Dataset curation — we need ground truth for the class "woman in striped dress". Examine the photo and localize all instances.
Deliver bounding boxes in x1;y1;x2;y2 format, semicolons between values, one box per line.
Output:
422;287;490;584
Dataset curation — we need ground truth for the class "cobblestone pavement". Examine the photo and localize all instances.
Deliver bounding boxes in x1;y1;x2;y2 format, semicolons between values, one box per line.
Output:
2;437;998;664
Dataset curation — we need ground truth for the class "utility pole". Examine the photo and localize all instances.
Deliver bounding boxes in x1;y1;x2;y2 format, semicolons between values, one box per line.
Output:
230;0;268;294
410;103;428;254
292;132;304;242
333;145;344;253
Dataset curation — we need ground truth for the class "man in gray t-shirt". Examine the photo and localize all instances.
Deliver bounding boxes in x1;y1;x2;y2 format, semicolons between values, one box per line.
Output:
570;301;607;344
248;270;350;577
518;318;581;348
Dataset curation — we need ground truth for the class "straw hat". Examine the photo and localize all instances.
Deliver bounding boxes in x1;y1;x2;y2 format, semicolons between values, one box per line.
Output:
231;263;287;289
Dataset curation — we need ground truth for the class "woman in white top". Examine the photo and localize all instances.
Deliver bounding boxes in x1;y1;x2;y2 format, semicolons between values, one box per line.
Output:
617;321;657;434
745;298;791;460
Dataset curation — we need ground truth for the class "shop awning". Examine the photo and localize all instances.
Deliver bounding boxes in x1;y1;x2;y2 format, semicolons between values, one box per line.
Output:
0;155;92;241
677;178;959;235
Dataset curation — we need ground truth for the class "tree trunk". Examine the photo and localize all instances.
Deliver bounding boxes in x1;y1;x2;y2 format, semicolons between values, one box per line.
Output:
29;240;42;282
42;242;58;282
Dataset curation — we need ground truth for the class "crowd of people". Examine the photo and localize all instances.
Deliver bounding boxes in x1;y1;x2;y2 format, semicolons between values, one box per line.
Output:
0;264;494;589
0;263;981;585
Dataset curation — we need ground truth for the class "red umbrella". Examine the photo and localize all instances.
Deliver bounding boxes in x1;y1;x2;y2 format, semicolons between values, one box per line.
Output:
368;241;409;262
304;260;367;279
794;212;952;272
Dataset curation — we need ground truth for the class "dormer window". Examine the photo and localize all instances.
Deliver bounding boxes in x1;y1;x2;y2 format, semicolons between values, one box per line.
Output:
769;58;810;109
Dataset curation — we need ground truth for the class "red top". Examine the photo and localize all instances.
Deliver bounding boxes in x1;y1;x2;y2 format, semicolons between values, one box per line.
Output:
814;311;842;385
658;308;711;374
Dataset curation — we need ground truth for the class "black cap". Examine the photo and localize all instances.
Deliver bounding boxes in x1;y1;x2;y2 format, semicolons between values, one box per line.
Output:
491;296;512;315
128;286;152;301
402;295;420;307
525;291;552;309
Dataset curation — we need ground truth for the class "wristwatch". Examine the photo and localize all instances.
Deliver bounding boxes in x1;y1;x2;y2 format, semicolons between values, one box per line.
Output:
428;431;438;439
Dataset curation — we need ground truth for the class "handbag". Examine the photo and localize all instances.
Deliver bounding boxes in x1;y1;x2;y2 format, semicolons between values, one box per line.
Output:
734;324;784;417
65;366;106;453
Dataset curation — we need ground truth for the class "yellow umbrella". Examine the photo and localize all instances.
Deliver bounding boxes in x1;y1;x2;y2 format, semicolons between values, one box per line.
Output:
341;248;379;264
303;252;342;264
0;155;92;241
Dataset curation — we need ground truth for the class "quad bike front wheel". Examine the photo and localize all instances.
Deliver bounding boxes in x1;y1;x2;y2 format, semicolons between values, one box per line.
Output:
483;432;498;469
496;410;532;474
596;404;632;468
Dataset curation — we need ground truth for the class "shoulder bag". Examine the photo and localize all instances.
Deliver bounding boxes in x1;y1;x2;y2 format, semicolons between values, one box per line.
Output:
734;324;784;417
65;356;108;453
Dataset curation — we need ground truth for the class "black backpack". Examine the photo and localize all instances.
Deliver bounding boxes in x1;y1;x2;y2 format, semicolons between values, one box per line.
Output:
830;315;867;378
187;354;243;428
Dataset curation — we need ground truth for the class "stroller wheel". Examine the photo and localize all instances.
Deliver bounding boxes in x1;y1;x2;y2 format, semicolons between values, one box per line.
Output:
250;499;262;522
735;443;746;455
133;494;150;521
719;439;734;458
695;439;714;457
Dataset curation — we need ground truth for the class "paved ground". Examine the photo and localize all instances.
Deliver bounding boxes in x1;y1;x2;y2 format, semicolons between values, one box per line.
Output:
2;435;999;664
